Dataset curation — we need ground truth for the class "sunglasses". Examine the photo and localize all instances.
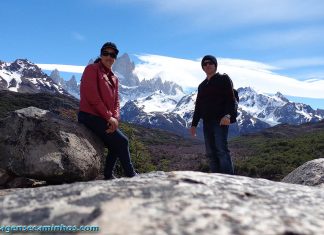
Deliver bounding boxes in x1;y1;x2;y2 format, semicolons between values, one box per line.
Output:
202;61;214;66
101;51;117;59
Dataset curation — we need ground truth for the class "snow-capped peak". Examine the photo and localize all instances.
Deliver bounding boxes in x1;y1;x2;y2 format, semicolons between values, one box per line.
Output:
0;59;67;94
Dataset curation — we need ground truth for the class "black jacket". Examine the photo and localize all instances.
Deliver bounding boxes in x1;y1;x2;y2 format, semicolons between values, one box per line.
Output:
191;73;236;126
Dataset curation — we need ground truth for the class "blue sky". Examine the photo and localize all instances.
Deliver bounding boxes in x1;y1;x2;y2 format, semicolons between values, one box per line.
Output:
1;0;324;108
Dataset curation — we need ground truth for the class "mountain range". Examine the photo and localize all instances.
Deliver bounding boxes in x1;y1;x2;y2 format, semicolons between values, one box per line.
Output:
1;56;323;138
0;59;68;95
1;89;323;182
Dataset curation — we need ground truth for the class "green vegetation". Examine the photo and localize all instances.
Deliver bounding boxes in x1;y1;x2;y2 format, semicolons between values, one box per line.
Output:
2;90;323;181
232;129;324;181
0;91;79;119
119;123;156;174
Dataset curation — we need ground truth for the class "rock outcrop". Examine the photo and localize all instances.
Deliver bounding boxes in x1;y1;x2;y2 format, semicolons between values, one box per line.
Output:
282;158;324;187
0;167;46;189
0;107;104;184
1;171;324;235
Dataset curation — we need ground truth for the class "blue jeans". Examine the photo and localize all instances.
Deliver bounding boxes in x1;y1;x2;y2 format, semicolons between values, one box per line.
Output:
203;120;234;174
78;111;136;178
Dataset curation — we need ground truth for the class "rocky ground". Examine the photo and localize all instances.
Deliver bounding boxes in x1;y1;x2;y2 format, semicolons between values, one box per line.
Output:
1;171;324;235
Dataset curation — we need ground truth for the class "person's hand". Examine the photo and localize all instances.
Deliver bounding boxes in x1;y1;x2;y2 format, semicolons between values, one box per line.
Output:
190;126;197;137
220;116;231;126
106;117;118;133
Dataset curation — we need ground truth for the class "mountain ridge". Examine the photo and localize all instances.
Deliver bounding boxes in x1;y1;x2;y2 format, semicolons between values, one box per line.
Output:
1;57;323;138
115;55;324;137
0;90;323;181
0;59;68;95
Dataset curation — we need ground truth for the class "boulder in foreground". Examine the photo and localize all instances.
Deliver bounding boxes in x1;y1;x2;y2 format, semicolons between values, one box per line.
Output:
282;158;324;187
0;107;104;183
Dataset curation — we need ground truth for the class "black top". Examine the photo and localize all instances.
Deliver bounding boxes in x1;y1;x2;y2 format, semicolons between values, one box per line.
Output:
191;73;236;126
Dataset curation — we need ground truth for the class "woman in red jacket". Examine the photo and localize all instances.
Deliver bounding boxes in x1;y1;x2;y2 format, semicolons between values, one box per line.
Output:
78;42;136;179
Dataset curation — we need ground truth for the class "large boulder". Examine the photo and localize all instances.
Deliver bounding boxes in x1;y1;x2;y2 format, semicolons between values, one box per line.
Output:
0;168;11;186
0;107;104;183
0;171;324;234
282;158;324;186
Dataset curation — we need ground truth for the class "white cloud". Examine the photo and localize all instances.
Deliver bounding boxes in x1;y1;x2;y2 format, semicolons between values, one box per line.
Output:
72;32;86;41
36;54;324;99
119;0;324;29
37;64;85;73
95;0;324;25
272;57;324;69
233;26;324;50
134;54;204;89
221;62;324;99
134;54;324;99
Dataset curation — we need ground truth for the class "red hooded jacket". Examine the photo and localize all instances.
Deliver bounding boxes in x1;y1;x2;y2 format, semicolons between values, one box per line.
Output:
79;61;120;122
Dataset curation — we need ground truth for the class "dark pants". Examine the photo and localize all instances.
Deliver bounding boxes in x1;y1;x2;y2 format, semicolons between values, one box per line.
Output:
203;120;234;174
78;111;135;178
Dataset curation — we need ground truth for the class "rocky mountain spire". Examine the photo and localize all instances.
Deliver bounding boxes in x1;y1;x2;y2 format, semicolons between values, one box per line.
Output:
49;69;64;85
65;75;79;95
113;53;140;86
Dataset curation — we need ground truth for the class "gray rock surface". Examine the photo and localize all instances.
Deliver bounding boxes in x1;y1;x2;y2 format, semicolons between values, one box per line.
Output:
1;171;323;235
0;107;104;183
282;158;324;186
0;168;11;186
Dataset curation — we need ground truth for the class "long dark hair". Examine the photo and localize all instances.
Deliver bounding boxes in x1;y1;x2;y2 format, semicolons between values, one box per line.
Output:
94;57;101;63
